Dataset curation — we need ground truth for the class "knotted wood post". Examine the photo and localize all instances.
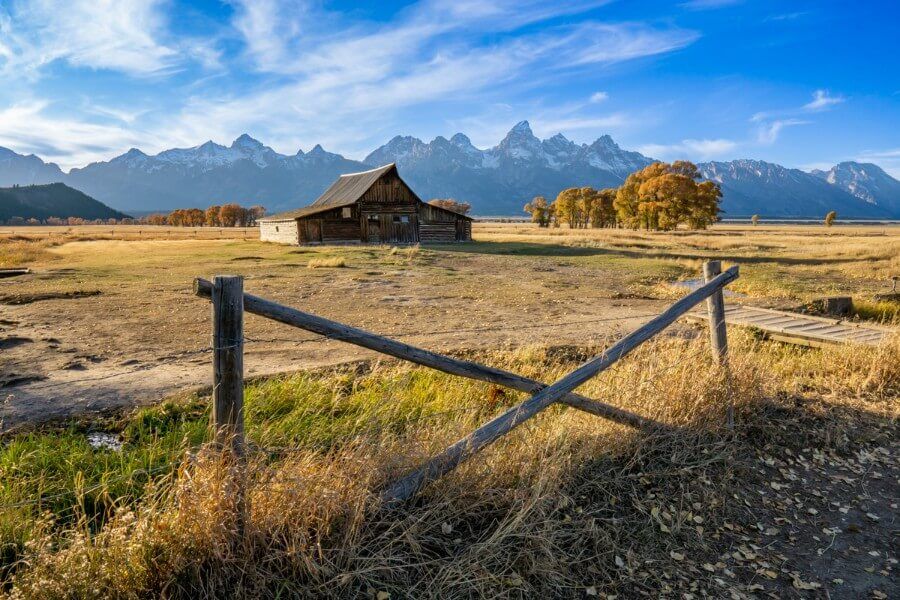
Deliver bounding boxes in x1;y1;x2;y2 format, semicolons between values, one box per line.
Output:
703;261;733;429
211;275;247;540
212;275;246;453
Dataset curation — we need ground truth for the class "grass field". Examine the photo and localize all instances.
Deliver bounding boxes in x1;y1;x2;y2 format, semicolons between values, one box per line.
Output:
0;223;898;598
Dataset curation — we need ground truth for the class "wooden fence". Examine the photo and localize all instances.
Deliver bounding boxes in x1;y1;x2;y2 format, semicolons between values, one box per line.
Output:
194;260;739;504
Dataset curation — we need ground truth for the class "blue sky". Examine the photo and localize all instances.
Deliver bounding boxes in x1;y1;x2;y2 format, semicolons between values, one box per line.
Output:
0;0;898;175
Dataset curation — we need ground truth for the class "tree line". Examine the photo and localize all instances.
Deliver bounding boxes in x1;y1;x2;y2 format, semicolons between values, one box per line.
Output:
142;204;266;227
524;161;722;231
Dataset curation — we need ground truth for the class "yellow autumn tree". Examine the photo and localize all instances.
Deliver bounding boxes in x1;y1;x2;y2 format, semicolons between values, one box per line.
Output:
524;196;551;227
552;188;582;228
614;161;721;231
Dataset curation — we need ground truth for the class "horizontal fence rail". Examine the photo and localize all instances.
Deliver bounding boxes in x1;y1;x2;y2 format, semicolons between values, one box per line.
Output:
194;279;662;430
194;262;739;506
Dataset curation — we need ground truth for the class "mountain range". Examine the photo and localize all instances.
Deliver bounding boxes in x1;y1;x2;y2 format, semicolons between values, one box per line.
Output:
1;122;898;218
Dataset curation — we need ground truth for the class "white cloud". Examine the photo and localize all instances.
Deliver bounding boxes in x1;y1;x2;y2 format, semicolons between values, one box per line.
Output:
0;0;182;77
0;102;157;169
589;91;609;103
756;119;807;144
559;23;699;65
638;138;737;160
803;89;844;111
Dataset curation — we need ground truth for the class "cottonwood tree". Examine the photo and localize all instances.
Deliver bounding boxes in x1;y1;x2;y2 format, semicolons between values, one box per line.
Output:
524;196;551;227
205;205;221;226
589;188;618;228
614;161;721;231
824;211;837;227
553;188;582;228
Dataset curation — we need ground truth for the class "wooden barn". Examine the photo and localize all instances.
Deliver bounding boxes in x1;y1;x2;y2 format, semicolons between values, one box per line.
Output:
258;163;472;245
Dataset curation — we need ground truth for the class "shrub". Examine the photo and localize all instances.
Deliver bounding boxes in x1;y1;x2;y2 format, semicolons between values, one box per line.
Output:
307;257;347;269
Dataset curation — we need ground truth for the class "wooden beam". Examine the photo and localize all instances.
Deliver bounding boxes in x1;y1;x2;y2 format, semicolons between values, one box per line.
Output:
211;276;245;456
194;279;663;431
380;266;739;503
703;261;732;429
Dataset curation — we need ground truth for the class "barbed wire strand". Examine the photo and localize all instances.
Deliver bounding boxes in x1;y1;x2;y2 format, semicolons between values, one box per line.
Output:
13;311;668;394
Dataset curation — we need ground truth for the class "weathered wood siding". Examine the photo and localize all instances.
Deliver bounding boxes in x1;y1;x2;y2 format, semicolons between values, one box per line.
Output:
298;206;361;243
419;203;472;243
259;220;299;245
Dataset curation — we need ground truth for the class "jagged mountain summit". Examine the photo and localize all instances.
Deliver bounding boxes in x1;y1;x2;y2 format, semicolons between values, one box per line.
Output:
811;162;900;214
362;121;655;213
0;124;898;217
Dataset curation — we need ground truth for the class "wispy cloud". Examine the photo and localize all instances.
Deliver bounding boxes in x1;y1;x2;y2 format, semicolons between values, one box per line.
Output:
803;89;845;111
638;138;737;160
854;148;900;179
680;0;742;10
589;91;609;103
0;102;156;169
0;0;186;77
756;119;808;144
749;88;842;146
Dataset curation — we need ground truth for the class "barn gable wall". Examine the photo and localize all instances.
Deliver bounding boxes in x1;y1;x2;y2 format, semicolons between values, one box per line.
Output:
260;220;299;244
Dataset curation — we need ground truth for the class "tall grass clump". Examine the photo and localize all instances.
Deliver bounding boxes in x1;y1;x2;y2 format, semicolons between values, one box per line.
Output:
307;257;347;269
2;333;897;598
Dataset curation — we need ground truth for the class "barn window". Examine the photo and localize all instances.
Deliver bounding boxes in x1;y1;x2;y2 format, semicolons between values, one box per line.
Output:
275;226;280;232
368;214;379;222
342;207;352;219
400;215;409;224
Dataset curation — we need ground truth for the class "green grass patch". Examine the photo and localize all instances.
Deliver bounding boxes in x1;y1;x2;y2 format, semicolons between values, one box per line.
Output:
0;365;510;581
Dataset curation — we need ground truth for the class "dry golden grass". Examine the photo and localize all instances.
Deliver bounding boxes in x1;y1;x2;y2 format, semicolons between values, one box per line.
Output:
307;256;348;268
4;332;897;598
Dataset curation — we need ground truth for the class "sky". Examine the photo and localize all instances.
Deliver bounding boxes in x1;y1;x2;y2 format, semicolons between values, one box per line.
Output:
0;0;898;175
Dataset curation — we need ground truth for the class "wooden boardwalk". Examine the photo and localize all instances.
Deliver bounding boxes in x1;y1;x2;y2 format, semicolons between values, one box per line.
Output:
685;305;894;347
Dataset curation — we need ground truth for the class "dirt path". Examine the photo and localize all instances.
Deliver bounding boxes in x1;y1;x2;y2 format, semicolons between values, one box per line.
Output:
0;242;666;430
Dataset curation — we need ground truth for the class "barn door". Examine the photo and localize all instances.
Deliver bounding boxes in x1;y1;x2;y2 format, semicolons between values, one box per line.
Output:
455;219;466;241
366;214;381;243
307;220;323;242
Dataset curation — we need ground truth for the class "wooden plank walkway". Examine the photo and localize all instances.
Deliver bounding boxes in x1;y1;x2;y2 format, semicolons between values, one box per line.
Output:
685;305;895;347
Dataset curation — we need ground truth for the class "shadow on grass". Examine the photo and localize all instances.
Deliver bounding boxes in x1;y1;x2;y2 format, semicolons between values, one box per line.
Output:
428;240;866;266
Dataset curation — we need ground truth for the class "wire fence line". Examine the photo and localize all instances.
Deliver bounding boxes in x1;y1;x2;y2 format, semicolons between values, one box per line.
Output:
12;311;665;395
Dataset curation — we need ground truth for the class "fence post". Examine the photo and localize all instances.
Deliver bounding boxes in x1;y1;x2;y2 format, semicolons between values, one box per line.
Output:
703;260;733;429
211;275;245;454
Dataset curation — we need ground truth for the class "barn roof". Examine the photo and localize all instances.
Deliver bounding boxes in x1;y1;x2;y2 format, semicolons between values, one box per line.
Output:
260;163;401;221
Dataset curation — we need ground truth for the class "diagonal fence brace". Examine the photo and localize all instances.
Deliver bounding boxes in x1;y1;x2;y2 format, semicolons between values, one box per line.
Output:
380;266;739;503
194;279;663;430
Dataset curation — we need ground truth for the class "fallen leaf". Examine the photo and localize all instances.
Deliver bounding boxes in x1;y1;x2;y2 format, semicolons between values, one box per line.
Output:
441;523;453;535
585;586;598;596
670;551;685;561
